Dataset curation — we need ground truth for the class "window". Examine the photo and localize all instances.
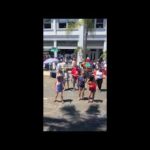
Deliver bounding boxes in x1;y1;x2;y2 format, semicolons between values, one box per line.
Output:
43;19;51;29
58;19;67;28
58;19;78;29
43;41;53;46
96;19;103;28
87;41;104;46
57;41;78;46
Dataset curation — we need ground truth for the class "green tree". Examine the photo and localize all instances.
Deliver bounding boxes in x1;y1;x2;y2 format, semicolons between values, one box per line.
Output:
100;51;107;61
73;46;82;57
66;19;95;59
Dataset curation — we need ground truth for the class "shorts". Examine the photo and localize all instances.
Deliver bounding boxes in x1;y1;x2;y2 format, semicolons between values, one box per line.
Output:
73;76;78;81
89;88;96;92
78;85;85;89
85;71;92;79
56;83;63;92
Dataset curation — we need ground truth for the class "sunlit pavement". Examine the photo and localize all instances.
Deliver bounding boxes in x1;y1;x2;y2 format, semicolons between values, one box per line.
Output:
43;74;107;131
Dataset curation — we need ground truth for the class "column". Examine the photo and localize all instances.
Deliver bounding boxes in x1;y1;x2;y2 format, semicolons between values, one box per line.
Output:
103;18;107;52
54;41;57;58
103;40;107;52
104;18;107;30
77;20;84;65
53;19;56;34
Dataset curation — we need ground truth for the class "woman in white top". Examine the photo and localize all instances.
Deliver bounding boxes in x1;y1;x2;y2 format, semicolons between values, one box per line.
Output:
63;68;70;90
72;58;77;67
95;67;103;92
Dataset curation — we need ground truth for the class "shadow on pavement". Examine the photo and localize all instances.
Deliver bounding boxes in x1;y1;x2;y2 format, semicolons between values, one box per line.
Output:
43;116;106;131
82;97;89;100
54;100;63;103
86;104;101;115
44;117;68;126
101;89;107;92
60;105;80;118
63;99;73;103
94;99;103;103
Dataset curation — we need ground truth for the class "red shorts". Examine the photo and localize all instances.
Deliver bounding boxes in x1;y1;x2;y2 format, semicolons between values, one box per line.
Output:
72;76;78;80
89;88;96;92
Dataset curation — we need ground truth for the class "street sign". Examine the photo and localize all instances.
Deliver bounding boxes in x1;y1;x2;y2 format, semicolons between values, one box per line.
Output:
50;48;59;52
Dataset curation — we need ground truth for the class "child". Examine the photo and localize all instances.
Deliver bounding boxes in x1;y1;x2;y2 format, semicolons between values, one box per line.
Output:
87;75;97;103
77;72;86;100
54;69;65;103
64;68;70;90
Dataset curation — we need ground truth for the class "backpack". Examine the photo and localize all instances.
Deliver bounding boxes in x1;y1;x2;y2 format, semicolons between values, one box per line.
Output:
85;62;91;68
85;62;92;72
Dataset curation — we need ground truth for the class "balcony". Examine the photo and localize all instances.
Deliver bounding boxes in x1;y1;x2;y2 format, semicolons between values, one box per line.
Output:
44;35;79;41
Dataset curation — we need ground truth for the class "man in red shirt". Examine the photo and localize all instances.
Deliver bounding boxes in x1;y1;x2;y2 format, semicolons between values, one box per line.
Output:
71;65;80;90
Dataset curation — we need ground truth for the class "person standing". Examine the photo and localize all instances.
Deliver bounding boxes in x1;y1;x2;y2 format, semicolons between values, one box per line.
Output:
77;72;86;100
63;68;70;90
54;70;65;103
85;57;92;79
95;67;103;92
72;57;77;67
87;75;96;103
71;65;80;90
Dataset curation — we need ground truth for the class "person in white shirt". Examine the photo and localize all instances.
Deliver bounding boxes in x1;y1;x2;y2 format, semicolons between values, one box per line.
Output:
63;68;70;90
72;57;77;67
52;62;56;70
56;63;61;71
95;67;103;92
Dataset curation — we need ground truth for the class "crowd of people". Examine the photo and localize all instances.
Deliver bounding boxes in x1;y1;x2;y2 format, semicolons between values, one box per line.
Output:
54;57;107;103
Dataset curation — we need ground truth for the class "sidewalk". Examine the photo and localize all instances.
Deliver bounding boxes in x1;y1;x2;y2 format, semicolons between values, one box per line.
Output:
43;71;50;76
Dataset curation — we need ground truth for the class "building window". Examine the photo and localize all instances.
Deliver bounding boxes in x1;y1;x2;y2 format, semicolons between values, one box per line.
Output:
58;19;67;28
43;41;54;46
57;41;78;46
43;19;51;29
87;41;104;47
96;19;103;28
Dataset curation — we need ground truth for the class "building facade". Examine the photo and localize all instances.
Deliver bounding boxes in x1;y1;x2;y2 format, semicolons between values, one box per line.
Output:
43;19;107;64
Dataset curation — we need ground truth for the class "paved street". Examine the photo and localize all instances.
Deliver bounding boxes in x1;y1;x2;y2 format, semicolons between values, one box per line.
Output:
43;73;107;131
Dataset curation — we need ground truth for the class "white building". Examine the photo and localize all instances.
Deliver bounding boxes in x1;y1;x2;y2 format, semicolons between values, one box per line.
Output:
43;19;107;64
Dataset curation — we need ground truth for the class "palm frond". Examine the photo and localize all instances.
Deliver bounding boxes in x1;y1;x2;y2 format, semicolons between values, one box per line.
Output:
66;20;83;33
100;51;107;60
84;19;95;32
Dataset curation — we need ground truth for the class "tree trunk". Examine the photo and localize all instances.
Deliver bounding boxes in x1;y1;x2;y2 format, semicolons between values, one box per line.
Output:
82;23;88;60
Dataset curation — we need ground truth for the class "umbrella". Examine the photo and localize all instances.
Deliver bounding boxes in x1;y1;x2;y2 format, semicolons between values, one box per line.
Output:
43;58;58;64
43;58;59;68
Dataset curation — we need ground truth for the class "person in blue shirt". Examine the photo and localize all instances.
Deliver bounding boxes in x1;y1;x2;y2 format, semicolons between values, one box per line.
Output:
77;72;86;100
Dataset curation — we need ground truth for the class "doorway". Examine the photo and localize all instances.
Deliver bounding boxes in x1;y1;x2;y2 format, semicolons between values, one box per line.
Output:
90;49;97;61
